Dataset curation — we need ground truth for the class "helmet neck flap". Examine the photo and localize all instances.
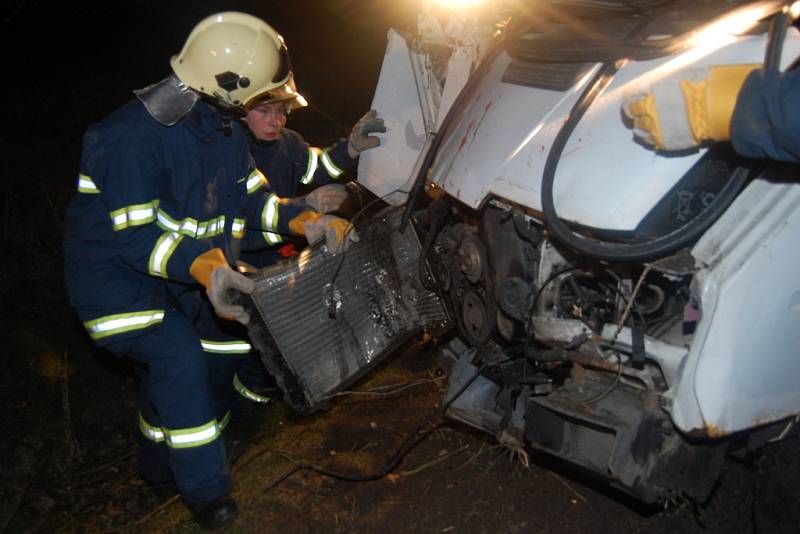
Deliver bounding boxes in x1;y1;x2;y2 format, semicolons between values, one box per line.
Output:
134;75;199;126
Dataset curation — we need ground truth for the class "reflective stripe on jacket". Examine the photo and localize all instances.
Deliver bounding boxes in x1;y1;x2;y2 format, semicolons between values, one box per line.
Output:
63;100;309;343
249;128;353;197
245;128;353;248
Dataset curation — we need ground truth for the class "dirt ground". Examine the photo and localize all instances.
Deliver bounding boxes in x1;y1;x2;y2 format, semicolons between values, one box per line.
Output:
1;331;796;534
2;1;799;533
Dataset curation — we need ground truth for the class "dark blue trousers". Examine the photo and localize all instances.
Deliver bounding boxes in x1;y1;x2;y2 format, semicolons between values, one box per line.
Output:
108;308;230;504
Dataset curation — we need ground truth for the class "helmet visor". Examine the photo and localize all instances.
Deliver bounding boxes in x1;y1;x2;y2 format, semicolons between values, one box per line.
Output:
273;43;291;84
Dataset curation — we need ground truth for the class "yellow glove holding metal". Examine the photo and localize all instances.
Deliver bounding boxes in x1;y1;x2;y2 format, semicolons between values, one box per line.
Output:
190;248;255;324
305;183;348;214
623;64;759;151
288;211;359;254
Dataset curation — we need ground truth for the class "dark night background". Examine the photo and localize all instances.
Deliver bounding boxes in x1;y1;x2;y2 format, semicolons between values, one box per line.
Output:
2;0;415;186
0;0;420;364
0;1;416;530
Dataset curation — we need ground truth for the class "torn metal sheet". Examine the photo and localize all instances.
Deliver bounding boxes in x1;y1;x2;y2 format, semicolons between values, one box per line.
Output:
246;209;450;415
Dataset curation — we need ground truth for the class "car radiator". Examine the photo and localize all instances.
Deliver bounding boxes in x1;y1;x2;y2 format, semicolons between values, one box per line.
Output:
246;208;450;414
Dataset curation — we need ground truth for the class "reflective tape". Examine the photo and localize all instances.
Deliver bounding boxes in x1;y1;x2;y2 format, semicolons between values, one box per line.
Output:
78;173;100;194
164;420;220;449
157;210;226;239
196;215;225;238
321;149;344;178
140;413;230;443
246;169;269;194
261;194;280;231
110;201;158;231
232;218;246;239
157;210;199;236
139;413;165;442
300;147;321;184
148;232;183;278
83;310;165;341
234;374;272;404
260;193;284;243
262;231;284;245
201;339;252;354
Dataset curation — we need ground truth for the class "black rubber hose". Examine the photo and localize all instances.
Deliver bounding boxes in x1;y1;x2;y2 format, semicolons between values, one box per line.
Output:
765;9;790;71
250;363;489;486
540;8;787;262
418;196;452;292
540;63;751;262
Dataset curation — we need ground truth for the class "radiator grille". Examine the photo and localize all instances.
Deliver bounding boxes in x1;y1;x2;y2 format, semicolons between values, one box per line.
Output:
246;209;450;414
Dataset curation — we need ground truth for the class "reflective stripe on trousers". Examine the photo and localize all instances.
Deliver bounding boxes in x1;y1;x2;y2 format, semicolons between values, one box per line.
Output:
233;373;272;403
125;308;230;503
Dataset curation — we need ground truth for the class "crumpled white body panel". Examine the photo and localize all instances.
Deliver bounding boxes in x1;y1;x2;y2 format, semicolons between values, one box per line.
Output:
428;30;800;230
359;25;800;436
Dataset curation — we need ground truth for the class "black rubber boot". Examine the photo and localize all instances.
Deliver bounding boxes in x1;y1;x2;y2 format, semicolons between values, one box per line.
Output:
186;496;238;530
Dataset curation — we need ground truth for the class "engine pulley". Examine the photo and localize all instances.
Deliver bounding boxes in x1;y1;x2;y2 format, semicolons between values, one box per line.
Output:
457;234;486;284
461;290;491;345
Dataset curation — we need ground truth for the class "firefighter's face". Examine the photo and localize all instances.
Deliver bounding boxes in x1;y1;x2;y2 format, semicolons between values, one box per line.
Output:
246;101;288;141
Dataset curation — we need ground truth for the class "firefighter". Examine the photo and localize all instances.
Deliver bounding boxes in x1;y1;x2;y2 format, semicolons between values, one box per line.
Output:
623;64;800;162
239;79;385;263
230;75;387;407
243;76;385;199
63;12;356;528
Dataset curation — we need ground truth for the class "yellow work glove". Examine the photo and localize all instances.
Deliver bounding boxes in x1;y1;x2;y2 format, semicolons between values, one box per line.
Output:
623;64;759;151
305;183;348;214
288;211;359;254
190;248;255;325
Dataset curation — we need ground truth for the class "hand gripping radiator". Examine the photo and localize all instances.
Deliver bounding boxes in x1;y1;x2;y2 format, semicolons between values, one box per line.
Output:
245;209;450;414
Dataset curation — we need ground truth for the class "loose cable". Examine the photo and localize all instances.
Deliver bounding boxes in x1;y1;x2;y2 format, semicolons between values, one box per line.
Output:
325;189;407;318
246;363;488;490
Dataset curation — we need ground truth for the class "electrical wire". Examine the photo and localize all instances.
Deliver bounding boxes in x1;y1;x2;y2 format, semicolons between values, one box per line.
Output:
257;417;445;484
526;264;657;403
574;350;624;404
246;363;489;488
525;266;581;334
331;377;445;398
324;189;408;318
417;196;452;293
568;261;659;402
307;102;349;132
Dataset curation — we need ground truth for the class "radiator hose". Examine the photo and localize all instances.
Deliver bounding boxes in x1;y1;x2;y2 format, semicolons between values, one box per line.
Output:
539;9;788;262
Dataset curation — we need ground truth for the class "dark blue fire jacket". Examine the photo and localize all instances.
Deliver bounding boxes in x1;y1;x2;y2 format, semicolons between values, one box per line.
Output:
243;128;354;250
731;67;800;162
63;99;307;344
249;128;354;197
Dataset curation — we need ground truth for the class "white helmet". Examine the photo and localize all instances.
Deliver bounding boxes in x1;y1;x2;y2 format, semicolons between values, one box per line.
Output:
246;71;309;112
170;12;291;109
